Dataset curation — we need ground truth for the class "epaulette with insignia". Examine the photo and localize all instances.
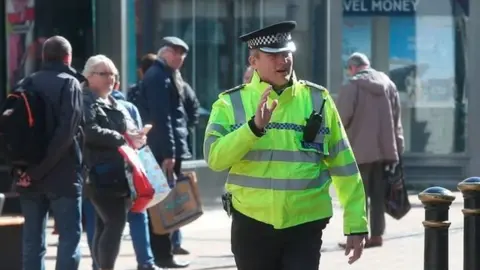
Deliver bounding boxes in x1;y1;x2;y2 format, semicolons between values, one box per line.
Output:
300;80;327;91
221;84;245;95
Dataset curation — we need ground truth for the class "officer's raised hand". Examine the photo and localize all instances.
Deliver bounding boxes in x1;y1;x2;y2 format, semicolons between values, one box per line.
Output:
344;234;367;264
254;86;278;129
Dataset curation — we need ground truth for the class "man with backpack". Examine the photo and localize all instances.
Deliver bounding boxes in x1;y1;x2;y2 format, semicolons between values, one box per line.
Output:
3;36;85;270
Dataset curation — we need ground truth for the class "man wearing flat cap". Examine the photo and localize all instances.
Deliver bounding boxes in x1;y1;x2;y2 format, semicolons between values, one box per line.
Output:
204;21;368;269
140;36;190;268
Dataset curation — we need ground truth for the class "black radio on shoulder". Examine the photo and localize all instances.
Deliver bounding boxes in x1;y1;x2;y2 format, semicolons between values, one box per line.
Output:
303;98;326;143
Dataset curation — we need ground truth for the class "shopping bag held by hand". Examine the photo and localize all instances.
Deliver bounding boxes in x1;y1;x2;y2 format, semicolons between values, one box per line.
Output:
137;145;171;207
118;144;154;212
149;171;203;234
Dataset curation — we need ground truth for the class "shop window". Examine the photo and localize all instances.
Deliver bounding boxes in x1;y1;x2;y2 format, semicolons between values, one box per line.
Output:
342;0;467;154
135;0;318;160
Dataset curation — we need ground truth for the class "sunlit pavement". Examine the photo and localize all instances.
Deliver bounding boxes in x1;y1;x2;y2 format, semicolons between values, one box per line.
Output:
44;192;465;270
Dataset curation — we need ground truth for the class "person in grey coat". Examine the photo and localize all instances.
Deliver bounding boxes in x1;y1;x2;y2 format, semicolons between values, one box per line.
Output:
337;52;404;249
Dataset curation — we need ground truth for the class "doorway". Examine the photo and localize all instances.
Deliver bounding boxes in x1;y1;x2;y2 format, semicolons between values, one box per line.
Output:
34;0;94;71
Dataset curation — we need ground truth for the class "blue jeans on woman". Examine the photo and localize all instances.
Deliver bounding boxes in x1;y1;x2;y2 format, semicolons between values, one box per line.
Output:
83;199;156;269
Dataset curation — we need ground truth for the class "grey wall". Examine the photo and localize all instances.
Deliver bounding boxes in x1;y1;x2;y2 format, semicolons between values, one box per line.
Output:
94;0;123;74
467;0;480;178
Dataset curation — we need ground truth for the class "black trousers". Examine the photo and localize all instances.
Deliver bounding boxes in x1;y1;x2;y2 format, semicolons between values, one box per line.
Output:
149;158;182;261
359;162;386;237
90;193;130;269
231;209;329;270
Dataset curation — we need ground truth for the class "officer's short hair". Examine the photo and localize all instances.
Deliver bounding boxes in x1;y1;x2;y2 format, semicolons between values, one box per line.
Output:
347;52;370;68
42;36;72;62
249;49;260;58
140;53;156;74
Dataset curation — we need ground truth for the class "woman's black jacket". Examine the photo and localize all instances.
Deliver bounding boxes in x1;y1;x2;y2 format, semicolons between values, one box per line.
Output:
82;89;127;171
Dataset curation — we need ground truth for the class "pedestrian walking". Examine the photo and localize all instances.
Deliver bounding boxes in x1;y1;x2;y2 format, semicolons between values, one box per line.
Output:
336;52;404;248
204;21;368;270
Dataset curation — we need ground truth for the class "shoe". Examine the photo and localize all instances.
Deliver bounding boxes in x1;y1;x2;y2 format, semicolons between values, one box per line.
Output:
155;258;190;268
365;236;383;248
173;246;190;255
137;264;165;270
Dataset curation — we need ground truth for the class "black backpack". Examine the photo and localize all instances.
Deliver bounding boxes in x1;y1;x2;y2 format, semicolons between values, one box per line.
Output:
127;81;150;122
0;76;49;166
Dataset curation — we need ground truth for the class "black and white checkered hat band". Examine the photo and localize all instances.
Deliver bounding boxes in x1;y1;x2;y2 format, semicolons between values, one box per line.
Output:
247;33;291;49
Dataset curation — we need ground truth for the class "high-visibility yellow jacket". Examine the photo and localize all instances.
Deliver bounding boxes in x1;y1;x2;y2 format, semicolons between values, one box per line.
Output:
204;71;368;234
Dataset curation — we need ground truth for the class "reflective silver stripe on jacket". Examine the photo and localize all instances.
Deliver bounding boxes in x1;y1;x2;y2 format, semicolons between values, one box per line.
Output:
328;138;350;158
206;123;230;136
242;149;322;163
203;123;231;161
228;170;330;190
310;89;328;143
230;91;246;123
203;135;217;161
328;162;359;177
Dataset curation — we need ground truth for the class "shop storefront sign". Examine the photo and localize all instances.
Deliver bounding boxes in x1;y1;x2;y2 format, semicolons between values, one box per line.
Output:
343;0;419;15
343;0;469;16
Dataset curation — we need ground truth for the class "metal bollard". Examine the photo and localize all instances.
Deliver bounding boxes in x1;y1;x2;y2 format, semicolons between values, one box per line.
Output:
458;177;480;270
418;186;456;270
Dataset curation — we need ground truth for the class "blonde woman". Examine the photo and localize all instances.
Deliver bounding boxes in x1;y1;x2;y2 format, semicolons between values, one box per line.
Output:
82;55;146;270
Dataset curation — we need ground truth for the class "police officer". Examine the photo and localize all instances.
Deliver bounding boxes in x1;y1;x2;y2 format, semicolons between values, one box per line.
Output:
204;21;368;270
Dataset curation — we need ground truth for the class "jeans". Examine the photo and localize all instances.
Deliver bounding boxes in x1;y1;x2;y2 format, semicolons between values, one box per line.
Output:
84;199;155;269
20;193;82;270
172;229;182;248
83;199;98;270
128;211;156;267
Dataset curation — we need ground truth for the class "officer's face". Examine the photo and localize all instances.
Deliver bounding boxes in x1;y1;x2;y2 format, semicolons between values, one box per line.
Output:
250;51;293;87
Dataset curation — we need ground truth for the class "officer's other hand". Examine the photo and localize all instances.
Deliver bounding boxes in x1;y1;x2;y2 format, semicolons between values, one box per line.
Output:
254;86;278;129
344;234;367;264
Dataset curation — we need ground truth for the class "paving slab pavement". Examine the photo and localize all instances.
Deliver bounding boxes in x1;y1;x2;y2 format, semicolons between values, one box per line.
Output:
44;191;465;270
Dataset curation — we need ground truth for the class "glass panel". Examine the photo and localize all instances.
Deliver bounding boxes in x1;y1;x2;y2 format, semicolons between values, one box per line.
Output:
341;17;372;83
139;0;316;160
342;0;467;154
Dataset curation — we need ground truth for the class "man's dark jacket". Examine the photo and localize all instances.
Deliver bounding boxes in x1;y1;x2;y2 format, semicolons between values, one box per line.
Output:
182;82;200;155
141;59;191;161
24;62;84;197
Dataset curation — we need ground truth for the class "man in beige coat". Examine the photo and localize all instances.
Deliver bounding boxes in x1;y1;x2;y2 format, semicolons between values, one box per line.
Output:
336;52;404;248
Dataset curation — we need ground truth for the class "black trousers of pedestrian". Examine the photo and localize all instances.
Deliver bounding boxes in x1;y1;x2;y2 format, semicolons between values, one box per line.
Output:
90;192;130;269
149;158;182;261
231;208;329;270
359;162;386;237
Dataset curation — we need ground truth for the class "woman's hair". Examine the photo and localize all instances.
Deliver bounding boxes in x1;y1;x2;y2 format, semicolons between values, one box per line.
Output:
82;54;118;78
140;53;156;74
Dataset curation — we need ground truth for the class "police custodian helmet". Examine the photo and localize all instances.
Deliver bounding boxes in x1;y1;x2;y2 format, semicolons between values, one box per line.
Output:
239;21;297;53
